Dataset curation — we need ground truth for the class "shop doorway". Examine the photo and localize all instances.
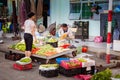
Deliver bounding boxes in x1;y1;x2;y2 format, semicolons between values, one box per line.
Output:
43;0;50;28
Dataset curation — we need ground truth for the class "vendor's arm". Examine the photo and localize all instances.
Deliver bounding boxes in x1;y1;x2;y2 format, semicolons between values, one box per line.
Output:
68;29;74;39
58;28;63;37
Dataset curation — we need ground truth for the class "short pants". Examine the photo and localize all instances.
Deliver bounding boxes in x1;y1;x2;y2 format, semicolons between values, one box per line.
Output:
24;33;33;51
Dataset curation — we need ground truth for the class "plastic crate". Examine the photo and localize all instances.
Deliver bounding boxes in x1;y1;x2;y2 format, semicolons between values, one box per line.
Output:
39;64;59;78
39;69;58;78
46;41;58;48
59;66;95;77
59;66;82;77
5;52;25;61
56;58;70;64
79;66;95;75
87;66;95;75
13;63;32;70
60;60;82;69
74;74;92;80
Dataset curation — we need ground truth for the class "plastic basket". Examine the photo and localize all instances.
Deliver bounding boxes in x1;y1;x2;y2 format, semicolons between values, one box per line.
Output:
5;52;25;61
39;69;58;78
39;64;59;78
46;41;58;48
59;66;82;77
13;63;32;70
60;60;82;69
74;74;92;80
56;58;70;64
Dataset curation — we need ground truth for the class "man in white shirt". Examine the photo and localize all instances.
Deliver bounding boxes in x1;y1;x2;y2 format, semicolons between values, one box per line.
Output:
58;23;74;39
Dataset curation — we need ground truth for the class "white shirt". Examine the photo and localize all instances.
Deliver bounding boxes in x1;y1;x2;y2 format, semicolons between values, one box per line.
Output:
24;19;36;35
58;28;74;38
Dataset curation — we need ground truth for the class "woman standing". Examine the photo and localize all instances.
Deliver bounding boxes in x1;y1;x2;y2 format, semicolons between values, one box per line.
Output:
24;12;36;57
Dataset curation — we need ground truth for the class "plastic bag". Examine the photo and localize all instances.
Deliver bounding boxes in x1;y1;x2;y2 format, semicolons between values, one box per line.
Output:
94;36;103;43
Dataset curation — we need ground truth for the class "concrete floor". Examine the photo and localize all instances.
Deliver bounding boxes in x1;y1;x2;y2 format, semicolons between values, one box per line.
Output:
0;52;75;80
0;52;120;80
0;33;120;80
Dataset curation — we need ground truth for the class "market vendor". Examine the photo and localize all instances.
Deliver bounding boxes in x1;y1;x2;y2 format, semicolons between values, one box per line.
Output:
58;23;74;39
48;22;56;36
24;12;37;58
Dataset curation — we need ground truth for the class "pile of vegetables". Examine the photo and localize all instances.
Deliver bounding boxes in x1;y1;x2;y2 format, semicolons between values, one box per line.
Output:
91;68;120;80
39;64;59;70
47;37;57;43
10;42;36;51
91;68;112;80
20;57;32;63
31;48;40;54
40;64;59;68
10;41;57;56
62;58;93;69
66;61;81;68
114;74;120;79
36;44;57;56
16;57;32;65
14;42;26;51
77;58;87;62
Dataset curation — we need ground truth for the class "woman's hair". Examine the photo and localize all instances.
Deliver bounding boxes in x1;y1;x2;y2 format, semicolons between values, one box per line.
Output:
27;12;35;18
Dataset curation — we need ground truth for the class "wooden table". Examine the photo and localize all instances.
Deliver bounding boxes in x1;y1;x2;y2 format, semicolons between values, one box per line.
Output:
9;48;76;63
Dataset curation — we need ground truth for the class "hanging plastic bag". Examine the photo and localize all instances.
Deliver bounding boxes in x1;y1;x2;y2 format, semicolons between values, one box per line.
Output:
94;36;103;43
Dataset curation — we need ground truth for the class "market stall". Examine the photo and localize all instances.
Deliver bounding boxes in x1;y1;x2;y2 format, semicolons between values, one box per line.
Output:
9;48;76;63
8;36;77;63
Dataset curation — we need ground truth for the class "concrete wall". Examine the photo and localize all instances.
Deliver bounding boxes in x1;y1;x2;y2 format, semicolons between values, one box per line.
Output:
50;0;100;37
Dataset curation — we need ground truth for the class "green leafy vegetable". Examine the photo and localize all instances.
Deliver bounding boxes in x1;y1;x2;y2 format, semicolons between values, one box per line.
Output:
11;42;36;51
36;44;55;55
91;68;112;80
20;57;31;62
114;74;120;78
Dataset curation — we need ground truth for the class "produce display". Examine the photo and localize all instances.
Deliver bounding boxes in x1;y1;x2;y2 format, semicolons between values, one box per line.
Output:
60;58;95;69
60;44;70;49
47;37;57;43
16;57;32;65
20;57;32;63
58;40;69;47
91;68;112;80
14;42;26;51
36;44;57;56
39;64;59;69
60;33;68;40
76;46;82;54
77;58;87;62
31;48;40;54
66;60;81;68
114;74;120;78
39;64;59;78
10;42;36;51
9;37;77;58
